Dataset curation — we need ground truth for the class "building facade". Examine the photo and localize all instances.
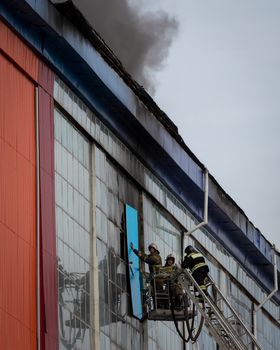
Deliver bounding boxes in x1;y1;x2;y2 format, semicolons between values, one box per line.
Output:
1;1;280;349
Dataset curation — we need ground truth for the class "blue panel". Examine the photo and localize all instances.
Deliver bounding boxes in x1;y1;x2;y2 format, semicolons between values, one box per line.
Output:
125;204;142;319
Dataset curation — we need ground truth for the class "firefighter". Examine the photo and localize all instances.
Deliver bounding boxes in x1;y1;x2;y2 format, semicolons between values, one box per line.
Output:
162;254;183;309
182;245;209;298
130;242;162;274
157;253;178;288
130;242;162;310
163;253;178;272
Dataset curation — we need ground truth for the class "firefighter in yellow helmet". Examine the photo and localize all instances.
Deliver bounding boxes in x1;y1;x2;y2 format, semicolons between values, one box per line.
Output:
130;242;162;274
182;245;209;297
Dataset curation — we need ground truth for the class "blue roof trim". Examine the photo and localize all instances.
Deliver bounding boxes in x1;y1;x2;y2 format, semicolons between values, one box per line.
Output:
1;0;279;302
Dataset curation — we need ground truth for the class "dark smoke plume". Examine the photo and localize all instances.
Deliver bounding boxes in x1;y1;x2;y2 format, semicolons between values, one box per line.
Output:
73;0;178;94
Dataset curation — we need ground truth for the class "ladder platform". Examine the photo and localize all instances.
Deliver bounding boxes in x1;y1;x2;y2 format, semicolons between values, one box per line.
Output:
148;308;196;321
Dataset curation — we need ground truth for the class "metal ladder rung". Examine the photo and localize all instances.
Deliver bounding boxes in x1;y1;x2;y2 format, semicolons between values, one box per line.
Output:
226;314;235;320
246;340;253;347
238;331;247;337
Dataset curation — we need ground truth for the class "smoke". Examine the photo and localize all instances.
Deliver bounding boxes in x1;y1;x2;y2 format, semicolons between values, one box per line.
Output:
72;0;178;94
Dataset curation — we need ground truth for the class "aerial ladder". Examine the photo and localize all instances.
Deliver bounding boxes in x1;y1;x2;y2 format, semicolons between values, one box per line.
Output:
144;269;263;350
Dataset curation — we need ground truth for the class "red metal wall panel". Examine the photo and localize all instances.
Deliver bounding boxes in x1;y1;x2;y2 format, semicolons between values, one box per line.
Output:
0;20;38;82
38;66;58;350
0;53;37;350
38;61;55;96
0;20;58;350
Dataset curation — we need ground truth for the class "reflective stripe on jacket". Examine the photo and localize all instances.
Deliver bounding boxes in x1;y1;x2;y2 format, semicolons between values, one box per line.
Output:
181;252;207;273
159;264;178;274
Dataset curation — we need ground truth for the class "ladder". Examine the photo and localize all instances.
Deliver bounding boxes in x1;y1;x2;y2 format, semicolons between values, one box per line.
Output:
174;270;263;350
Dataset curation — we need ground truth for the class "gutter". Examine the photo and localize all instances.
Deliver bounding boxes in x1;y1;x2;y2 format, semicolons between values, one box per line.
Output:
185;169;209;237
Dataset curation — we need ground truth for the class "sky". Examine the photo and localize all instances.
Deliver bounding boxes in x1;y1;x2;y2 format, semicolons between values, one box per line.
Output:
138;0;280;249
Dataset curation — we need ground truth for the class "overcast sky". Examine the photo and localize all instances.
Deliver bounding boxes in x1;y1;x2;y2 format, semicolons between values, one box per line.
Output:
138;0;280;249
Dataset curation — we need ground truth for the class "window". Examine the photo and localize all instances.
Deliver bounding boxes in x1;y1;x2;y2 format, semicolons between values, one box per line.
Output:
55;109;92;349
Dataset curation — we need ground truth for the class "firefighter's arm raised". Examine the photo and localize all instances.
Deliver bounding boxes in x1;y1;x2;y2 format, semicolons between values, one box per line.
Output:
130;242;154;265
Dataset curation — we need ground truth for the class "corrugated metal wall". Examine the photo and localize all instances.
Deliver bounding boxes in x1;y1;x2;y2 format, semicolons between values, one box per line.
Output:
38;73;58;350
0;49;37;350
0;20;58;349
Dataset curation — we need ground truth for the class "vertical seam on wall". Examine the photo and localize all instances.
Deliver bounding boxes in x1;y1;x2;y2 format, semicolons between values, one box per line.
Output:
92;145;100;349
35;86;41;350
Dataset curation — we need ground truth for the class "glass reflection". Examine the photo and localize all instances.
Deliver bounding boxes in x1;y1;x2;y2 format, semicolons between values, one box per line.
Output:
55;110;92;349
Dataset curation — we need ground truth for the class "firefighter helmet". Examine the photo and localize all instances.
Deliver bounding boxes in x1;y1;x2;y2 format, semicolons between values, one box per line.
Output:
148;243;159;253
185;245;196;254
166;253;175;262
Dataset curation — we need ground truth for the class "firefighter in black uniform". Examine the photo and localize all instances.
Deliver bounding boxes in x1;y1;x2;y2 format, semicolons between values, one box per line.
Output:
182;245;209;297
